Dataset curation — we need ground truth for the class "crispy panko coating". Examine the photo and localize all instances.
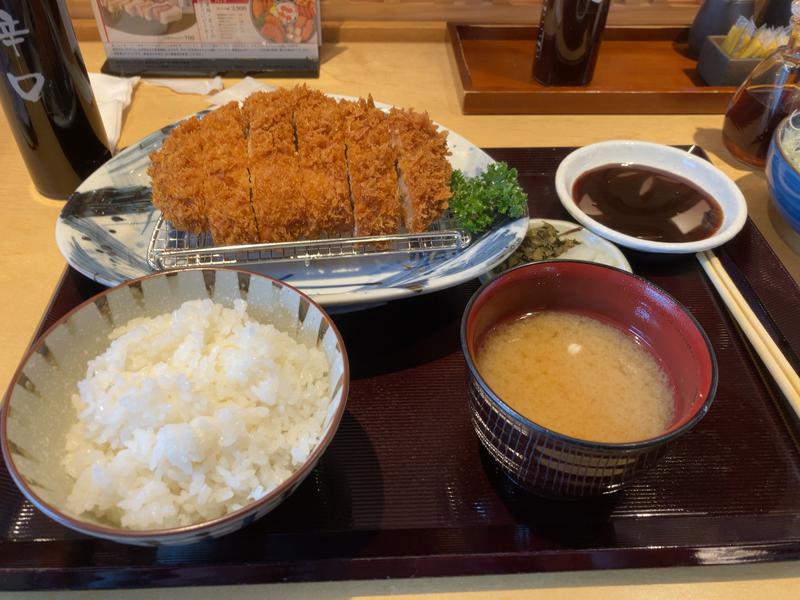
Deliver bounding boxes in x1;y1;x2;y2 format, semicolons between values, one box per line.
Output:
148;117;208;233
341;97;403;237
243;87;298;154
147;86;453;245
387;108;452;233
295;89;354;237
200;102;259;245
244;88;307;242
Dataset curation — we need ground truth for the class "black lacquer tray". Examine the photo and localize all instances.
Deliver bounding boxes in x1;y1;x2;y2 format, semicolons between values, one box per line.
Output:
1;147;799;590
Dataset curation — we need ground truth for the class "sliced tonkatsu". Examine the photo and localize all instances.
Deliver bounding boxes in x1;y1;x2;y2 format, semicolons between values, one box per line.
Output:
386;108;452;233
148;116;208;233
200;102;259;245
148;86;454;245
294;89;354;237
341;97;403;237
243;88;305;243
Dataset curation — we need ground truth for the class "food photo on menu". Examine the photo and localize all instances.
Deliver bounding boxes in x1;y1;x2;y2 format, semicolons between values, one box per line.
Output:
97;0;195;35
88;0;322;74
0;0;798;595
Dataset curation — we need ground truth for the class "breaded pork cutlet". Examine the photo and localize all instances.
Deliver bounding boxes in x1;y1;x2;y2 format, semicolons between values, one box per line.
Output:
200;102;259;245
387;108;452;233
148;117;208;233
295;89;354;237
244;88;306;243
341;97;402;237
148;86;455;245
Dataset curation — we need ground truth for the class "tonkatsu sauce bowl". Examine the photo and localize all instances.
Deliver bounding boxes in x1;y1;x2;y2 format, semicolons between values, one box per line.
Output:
554;140;747;254
461;261;717;498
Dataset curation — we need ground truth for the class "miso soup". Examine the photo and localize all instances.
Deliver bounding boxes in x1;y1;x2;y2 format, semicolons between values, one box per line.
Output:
476;311;674;443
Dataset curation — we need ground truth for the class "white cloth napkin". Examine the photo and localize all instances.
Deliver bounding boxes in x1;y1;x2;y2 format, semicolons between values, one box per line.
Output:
143;76;224;95
89;73;274;151
88;72;140;152
207;77;276;106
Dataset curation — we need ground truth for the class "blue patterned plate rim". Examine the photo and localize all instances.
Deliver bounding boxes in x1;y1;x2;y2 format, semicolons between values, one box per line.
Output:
55;95;529;307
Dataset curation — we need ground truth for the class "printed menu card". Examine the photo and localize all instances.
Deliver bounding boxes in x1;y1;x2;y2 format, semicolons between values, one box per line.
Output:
91;0;321;76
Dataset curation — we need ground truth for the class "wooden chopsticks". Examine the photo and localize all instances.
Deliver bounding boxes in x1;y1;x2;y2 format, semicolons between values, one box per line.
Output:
697;250;800;414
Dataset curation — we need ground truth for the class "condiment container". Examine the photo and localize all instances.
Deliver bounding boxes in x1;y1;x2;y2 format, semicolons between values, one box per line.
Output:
688;0;754;56
0;0;111;199
533;0;611;86
722;0;800;168
696;35;762;86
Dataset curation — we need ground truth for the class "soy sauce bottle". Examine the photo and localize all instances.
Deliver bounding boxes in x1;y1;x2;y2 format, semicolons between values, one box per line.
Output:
533;0;612;86
722;1;800;167
0;0;111;199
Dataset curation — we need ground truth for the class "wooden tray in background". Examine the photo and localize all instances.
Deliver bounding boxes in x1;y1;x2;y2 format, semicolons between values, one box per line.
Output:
447;24;737;114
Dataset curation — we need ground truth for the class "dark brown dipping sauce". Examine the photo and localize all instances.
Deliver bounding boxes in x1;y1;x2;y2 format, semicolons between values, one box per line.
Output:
572;164;724;243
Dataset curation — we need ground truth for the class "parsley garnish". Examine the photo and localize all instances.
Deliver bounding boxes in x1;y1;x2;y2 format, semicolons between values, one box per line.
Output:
450;162;528;235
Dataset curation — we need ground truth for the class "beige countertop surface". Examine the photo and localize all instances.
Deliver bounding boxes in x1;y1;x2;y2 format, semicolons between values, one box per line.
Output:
0;39;799;598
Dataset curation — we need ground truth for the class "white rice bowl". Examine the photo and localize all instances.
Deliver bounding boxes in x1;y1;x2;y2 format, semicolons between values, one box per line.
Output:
63;298;331;530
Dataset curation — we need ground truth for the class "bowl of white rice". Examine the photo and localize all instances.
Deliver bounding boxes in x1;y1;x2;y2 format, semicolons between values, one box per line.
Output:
1;269;348;546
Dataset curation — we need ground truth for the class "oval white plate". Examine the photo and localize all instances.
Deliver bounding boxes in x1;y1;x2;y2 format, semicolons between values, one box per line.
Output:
480;218;631;283
55;96;528;308
554;141;748;254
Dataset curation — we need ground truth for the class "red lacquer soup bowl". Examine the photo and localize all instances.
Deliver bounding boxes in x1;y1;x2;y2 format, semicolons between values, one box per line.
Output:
461;260;717;498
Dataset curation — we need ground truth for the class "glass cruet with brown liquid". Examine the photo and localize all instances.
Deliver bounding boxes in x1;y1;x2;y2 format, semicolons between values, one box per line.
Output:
722;0;800;168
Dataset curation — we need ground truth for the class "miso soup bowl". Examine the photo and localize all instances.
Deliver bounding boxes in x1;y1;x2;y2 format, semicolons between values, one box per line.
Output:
461;261;717;498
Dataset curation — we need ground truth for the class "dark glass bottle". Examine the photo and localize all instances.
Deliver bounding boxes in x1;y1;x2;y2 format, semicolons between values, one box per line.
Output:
754;0;793;27
0;0;111;199
533;0;612;86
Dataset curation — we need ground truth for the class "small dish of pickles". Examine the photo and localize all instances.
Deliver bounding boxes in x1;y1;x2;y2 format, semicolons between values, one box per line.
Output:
482;219;631;282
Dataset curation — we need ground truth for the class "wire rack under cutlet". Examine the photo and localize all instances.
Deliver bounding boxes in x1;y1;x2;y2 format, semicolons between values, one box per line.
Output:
146;212;473;270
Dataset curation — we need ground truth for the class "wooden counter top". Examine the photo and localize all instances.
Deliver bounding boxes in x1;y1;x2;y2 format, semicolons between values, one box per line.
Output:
0;37;799;599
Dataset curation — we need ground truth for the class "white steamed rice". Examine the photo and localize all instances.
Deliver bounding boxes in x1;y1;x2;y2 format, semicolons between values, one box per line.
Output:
63;298;331;530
